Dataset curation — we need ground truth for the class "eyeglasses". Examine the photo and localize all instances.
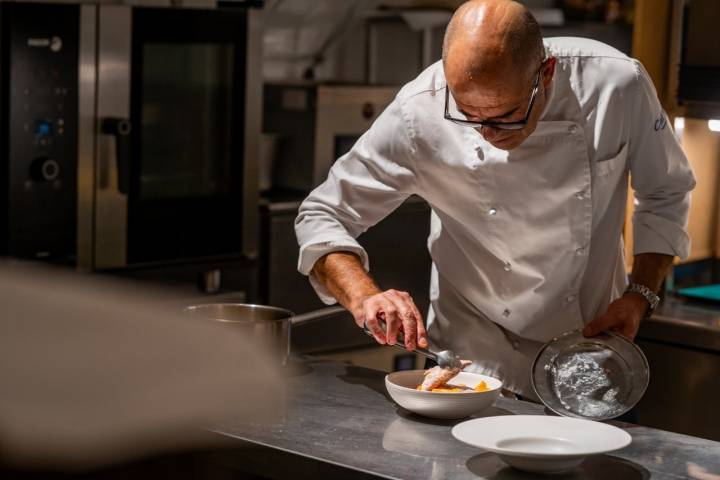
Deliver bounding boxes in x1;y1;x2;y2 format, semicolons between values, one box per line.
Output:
444;61;545;131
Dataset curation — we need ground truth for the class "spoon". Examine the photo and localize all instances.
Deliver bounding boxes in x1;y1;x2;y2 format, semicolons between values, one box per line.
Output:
362;323;462;370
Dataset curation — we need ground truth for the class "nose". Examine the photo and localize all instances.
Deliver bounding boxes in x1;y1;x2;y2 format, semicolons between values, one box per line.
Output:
479;125;500;139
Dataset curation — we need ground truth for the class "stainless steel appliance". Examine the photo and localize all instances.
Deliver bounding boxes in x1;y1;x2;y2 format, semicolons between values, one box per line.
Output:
0;1;261;268
0;2;80;262
262;83;398;194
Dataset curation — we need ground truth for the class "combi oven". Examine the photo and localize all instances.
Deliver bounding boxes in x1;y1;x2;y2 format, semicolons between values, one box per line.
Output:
0;1;261;269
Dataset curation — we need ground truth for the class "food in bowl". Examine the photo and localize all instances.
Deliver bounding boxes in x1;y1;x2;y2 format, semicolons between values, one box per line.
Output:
417;381;490;393
418;360;472;391
386;370;503;419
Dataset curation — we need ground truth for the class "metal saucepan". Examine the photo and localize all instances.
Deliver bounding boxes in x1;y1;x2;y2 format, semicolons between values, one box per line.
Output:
183;303;347;365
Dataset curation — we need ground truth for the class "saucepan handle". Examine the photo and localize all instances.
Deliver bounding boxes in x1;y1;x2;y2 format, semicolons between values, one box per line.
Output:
290;305;348;327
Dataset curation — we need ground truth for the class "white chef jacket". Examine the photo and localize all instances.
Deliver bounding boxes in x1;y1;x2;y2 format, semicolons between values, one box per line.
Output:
294;37;695;397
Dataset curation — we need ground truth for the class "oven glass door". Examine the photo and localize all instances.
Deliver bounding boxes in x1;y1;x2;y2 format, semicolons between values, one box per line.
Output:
128;8;246;263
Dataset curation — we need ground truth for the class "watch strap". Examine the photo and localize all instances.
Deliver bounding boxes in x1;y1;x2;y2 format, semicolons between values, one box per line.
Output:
625;283;660;317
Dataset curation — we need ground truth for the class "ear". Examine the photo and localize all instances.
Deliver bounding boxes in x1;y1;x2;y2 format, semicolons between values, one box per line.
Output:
541;56;557;89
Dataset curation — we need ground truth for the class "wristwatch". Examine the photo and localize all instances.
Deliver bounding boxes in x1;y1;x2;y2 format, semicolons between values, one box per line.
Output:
625;283;660;318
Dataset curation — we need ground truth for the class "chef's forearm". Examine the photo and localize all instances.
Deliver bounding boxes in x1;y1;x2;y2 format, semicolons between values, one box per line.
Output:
312;252;382;312
628;253;674;293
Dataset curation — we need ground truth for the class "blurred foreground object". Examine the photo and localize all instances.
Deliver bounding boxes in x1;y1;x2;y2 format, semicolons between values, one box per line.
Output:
0;263;283;471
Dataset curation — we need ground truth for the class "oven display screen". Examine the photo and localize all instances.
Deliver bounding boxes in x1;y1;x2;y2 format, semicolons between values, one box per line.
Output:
34;120;53;137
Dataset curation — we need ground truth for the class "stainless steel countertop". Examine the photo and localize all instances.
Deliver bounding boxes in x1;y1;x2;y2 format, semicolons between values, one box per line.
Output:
212;359;720;479
640;295;720;352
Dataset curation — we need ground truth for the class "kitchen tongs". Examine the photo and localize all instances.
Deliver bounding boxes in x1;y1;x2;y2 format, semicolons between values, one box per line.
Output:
362;323;462;369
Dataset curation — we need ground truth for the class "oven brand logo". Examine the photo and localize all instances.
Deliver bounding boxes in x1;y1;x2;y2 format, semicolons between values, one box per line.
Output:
27;36;63;52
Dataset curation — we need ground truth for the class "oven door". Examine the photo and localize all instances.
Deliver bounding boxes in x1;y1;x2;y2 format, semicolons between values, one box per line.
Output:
92;5;259;269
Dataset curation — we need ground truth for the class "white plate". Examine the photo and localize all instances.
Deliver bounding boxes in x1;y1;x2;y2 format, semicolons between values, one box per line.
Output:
452;415;631;474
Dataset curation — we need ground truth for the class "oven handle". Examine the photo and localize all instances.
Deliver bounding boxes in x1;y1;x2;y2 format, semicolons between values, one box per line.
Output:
101;117;131;195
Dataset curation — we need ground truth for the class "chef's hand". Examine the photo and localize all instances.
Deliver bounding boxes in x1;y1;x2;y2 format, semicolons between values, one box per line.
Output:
582;293;648;341
351;289;428;351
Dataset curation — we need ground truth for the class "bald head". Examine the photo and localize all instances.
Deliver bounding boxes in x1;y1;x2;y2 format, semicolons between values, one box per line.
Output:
443;0;544;85
441;1;554;151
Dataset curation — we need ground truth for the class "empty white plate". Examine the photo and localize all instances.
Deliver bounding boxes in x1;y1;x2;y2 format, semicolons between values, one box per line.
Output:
452;415;631;474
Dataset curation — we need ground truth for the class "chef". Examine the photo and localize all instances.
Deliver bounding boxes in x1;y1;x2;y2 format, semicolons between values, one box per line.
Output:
294;0;695;397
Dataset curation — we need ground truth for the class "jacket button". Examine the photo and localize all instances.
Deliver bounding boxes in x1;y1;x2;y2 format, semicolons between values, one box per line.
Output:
502;308;511;317
503;261;512;272
488;207;497;216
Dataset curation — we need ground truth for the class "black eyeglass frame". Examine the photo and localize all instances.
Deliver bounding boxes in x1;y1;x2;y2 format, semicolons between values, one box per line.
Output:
444;60;547;130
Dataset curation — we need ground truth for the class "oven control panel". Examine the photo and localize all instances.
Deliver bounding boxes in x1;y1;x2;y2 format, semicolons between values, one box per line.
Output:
5;3;79;260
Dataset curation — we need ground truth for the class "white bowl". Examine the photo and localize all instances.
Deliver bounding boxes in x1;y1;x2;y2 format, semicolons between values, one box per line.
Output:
385;370;502;419
452;415;632;473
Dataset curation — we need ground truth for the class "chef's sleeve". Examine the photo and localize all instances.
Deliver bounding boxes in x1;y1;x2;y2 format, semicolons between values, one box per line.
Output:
628;61;696;259
294;97;418;304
